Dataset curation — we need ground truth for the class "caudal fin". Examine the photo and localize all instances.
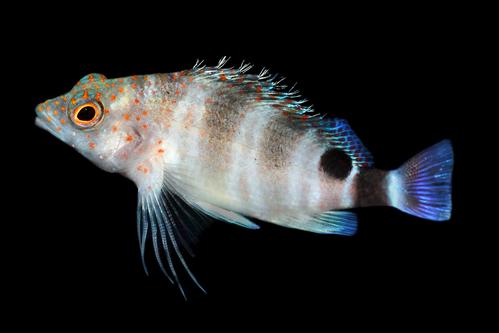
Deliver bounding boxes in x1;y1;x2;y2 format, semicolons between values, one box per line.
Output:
387;140;454;221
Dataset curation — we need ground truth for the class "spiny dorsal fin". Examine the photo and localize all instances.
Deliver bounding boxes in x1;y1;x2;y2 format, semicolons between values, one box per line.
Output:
191;58;314;117
191;59;372;169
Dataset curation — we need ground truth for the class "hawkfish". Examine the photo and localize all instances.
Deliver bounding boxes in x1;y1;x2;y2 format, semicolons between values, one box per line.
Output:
35;58;454;297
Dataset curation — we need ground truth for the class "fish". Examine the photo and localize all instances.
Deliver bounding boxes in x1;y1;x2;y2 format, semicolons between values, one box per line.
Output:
35;58;454;297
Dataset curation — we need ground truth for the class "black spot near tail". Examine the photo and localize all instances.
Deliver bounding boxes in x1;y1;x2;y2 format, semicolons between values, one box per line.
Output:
320;148;352;180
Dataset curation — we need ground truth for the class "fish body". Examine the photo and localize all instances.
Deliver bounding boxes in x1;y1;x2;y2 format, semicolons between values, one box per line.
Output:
35;59;454;296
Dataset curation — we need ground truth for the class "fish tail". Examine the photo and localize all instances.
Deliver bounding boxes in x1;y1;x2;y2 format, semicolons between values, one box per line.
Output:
387;140;454;221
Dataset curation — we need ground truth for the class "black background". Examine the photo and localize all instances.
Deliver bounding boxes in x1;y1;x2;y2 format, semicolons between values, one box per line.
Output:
8;9;487;330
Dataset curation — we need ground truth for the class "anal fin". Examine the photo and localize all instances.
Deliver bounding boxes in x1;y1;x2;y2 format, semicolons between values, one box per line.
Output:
281;211;357;236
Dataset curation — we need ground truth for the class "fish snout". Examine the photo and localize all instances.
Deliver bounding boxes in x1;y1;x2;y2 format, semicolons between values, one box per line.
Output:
34;100;69;142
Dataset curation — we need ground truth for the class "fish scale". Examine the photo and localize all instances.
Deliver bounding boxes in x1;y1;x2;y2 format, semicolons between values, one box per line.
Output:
35;58;454;298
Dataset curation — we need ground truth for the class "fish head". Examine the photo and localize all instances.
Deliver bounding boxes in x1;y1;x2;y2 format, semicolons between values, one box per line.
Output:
35;73;148;174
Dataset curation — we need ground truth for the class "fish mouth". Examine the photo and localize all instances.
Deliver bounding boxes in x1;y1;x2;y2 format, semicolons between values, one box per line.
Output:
35;116;67;143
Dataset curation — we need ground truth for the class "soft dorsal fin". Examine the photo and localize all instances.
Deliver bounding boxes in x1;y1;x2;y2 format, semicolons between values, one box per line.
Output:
318;118;374;168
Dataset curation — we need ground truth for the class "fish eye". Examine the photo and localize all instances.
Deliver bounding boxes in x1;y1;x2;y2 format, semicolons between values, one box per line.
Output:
71;102;103;128
77;106;96;121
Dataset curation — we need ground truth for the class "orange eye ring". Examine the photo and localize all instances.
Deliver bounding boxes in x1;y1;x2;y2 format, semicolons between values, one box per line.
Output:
71;102;103;128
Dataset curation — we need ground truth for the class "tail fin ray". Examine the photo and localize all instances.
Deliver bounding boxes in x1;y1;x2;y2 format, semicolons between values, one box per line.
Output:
387;140;454;221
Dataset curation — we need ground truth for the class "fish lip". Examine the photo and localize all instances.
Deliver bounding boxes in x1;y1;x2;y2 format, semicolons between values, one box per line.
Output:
34;117;47;130
35;117;67;143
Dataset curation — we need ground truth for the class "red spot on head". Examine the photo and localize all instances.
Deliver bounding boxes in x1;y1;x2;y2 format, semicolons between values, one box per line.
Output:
131;83;137;89
220;74;227;81
89;142;96;149
137;165;148;174
60;118;66;124
95;92;102;101
134;98;140;104
111;95;116;101
256;86;262;92
157;140;162;145
142;111;148;116
126;134;133;142
142;124;148;129
123;114;130;121
112;125;118;132
83;90;89;99
118;87;124;93
158;149;165;154
136;116;141;121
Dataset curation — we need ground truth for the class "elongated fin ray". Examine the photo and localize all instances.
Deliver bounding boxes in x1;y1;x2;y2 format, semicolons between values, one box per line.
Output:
137;196;149;276
137;191;211;299
148;196;187;299
155;195;206;293
145;198;174;284
163;189;211;252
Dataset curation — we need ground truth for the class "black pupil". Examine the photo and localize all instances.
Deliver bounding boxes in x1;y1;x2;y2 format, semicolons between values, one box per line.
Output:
77;106;96;121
